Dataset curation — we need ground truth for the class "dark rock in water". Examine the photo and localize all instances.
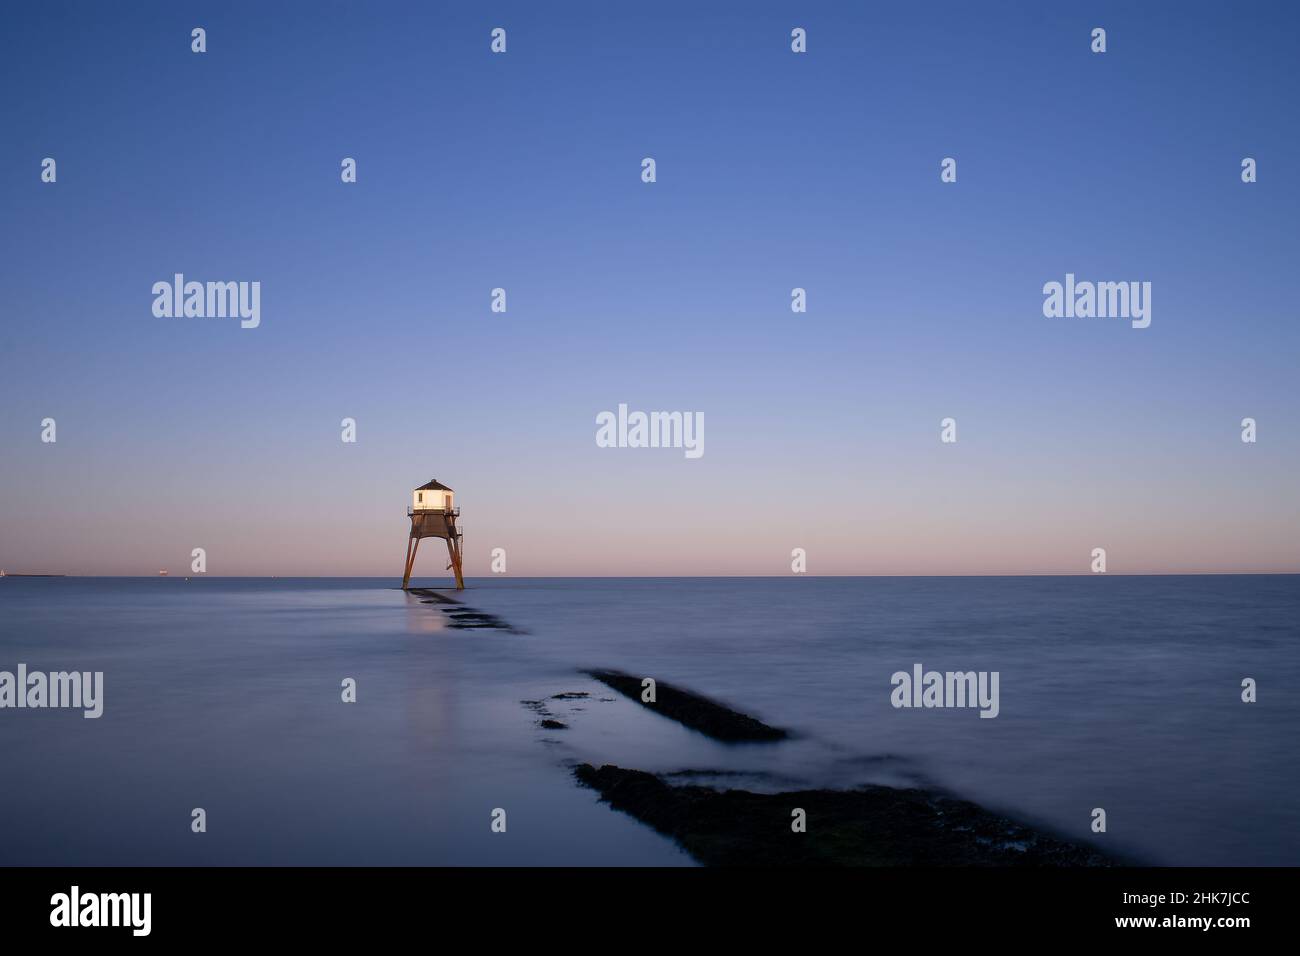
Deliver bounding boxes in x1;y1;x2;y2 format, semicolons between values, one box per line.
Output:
539;719;569;730
573;764;1116;867
408;594;519;632
406;588;460;605
586;670;787;743
550;692;590;700
447;613;505;626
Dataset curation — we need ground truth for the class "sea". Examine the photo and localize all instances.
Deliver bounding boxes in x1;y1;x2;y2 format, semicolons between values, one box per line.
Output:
1;575;1296;866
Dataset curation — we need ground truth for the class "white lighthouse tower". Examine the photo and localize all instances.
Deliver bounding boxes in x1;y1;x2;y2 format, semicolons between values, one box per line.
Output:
402;479;465;590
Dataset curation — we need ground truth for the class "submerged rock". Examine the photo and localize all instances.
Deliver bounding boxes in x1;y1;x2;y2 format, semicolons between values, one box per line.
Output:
574;764;1116;867
407;590;520;631
586;670;787;743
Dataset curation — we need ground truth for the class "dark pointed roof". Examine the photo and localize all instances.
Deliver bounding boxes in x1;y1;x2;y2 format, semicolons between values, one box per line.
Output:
415;478;453;492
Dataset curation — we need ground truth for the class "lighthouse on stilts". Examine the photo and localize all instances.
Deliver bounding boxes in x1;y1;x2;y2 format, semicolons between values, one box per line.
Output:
402;478;465;590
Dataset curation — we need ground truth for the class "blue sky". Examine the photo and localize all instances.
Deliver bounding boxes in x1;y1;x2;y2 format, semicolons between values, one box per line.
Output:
2;1;1297;576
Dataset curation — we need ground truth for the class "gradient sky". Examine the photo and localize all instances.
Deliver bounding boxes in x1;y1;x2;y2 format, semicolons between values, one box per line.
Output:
2;1;1298;576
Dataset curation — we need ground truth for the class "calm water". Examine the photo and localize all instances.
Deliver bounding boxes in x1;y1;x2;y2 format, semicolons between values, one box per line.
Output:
1;576;1296;866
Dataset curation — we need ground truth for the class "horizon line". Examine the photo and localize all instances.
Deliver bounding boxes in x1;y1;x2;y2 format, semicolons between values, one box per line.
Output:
5;572;1299;580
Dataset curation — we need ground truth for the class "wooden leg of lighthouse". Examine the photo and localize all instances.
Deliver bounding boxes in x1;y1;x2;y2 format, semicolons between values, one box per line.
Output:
445;536;465;590
401;535;416;590
409;536;422;586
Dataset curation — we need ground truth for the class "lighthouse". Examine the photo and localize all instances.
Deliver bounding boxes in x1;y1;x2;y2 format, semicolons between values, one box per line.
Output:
402;478;465;590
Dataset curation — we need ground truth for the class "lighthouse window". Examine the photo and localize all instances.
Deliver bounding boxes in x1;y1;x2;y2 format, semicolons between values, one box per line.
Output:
417;493;423;503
